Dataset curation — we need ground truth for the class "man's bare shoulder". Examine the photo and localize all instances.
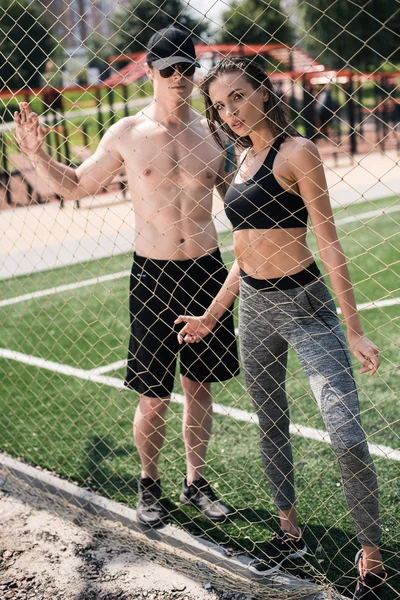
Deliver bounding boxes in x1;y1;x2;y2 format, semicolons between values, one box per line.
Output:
197;114;211;133
108;112;148;136
102;111;159;152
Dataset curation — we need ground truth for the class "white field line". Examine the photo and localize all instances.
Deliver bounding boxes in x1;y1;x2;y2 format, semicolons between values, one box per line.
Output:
89;292;400;377
2;264;399;314
1;204;399;310
0;271;130;309
341;297;400;312
0;348;125;389
89;359;127;376
1;206;399;458
0;347;399;463
334;204;400;225
89;294;400;376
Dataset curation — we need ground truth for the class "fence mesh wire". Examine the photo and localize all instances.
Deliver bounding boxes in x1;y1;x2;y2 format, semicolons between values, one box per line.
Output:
0;1;399;598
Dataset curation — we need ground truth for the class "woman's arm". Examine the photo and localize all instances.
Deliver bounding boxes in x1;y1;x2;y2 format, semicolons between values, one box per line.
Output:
290;139;380;376
175;260;240;344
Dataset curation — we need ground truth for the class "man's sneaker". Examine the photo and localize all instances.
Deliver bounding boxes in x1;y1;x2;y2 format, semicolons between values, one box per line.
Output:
136;478;166;527
180;477;231;522
353;550;386;600
248;529;307;576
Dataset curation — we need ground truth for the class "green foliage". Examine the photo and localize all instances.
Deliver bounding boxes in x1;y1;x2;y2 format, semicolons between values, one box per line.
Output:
218;0;294;46
0;0;58;90
0;97;20;122
114;0;209;55
298;0;400;70
85;33;119;81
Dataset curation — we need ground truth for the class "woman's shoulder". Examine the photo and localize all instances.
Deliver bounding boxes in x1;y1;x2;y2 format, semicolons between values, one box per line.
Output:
282;135;318;153
281;135;321;167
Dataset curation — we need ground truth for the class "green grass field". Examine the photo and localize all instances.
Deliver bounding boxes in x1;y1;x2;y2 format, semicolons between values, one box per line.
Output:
0;195;399;598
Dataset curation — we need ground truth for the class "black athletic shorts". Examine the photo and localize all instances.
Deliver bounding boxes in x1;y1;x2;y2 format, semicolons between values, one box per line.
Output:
125;249;240;398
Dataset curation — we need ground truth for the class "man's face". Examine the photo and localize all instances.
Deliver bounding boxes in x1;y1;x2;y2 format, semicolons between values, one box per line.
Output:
147;62;195;101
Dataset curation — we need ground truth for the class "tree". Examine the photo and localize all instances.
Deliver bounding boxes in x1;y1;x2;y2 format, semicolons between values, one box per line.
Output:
85;33;119;81
114;0;209;55
298;0;400;71
0;0;58;90
217;0;294;46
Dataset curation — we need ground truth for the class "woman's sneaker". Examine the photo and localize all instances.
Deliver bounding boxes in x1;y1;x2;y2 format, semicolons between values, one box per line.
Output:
353;550;386;600
248;529;307;576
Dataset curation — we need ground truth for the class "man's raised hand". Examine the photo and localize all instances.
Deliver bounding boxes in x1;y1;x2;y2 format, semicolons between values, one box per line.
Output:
14;102;45;157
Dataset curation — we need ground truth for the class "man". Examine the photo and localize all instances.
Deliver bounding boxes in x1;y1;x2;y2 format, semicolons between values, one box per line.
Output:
14;26;239;527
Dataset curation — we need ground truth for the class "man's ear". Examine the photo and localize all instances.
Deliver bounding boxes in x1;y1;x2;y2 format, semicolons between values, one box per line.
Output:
144;63;153;80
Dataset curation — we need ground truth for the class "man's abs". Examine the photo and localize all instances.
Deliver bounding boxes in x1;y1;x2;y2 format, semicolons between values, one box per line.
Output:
133;211;219;260
118;112;225;259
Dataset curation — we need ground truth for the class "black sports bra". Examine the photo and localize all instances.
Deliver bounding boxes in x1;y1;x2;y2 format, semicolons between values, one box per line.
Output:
224;135;308;231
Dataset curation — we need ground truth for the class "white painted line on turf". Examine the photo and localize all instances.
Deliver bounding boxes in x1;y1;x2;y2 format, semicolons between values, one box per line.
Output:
2;265;399;314
339;297;400;312
0;246;233;309
0;348;125;389
89;359;126;375
335;204;400;225
1;348;399;462
85;295;400;376
0;271;130;309
1;204;398;309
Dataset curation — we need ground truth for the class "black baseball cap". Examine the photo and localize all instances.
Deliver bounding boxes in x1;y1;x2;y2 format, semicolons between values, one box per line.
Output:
146;26;200;70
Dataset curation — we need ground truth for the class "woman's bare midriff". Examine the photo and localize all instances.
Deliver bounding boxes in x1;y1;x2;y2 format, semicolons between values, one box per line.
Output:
234;228;314;279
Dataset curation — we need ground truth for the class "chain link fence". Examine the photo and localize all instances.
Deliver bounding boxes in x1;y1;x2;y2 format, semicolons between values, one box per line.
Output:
0;1;399;598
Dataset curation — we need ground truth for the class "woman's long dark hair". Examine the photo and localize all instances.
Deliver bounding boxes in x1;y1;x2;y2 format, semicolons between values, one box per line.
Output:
199;56;298;150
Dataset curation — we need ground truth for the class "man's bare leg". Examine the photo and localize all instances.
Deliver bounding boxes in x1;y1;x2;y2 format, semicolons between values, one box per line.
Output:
181;376;212;485
134;395;170;481
180;375;231;522
134;394;170;526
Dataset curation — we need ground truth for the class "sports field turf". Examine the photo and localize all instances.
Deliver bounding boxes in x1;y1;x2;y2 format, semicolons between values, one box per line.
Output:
0;195;399;597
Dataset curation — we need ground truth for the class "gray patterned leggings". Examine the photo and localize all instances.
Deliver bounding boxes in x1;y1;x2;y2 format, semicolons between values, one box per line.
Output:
239;271;381;546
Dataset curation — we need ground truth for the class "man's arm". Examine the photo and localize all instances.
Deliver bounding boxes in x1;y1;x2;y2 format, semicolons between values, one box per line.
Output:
14;102;123;201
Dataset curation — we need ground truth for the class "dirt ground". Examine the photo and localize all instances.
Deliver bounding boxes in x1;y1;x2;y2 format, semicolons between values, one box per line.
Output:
0;470;254;600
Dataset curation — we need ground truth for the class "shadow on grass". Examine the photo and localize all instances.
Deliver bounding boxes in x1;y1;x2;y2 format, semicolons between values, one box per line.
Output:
76;435;399;600
78;435;139;501
167;506;399;600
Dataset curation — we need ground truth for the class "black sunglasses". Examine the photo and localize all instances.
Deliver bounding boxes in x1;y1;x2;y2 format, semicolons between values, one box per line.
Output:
158;62;196;79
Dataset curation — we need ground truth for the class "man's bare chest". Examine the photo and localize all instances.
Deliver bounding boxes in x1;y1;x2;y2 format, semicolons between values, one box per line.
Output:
124;129;222;183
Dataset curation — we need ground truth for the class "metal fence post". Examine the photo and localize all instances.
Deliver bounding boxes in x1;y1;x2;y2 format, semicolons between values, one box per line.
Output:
0;133;12;205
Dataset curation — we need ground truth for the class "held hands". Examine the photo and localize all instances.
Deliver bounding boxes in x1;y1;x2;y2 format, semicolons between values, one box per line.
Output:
174;313;217;344
14;102;45;157
349;333;380;377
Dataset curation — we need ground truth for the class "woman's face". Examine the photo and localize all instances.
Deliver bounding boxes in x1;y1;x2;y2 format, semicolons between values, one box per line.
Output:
208;71;267;137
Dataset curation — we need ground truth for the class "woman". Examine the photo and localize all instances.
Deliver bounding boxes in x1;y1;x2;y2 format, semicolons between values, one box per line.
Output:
175;57;386;599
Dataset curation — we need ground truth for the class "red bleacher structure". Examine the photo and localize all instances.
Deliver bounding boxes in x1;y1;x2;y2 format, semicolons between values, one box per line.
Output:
104;43;325;87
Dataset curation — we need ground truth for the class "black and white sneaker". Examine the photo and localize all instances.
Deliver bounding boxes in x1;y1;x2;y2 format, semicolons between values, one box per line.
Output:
180;477;231;522
136;478;166;527
248;529;307;576
353;550;386;600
